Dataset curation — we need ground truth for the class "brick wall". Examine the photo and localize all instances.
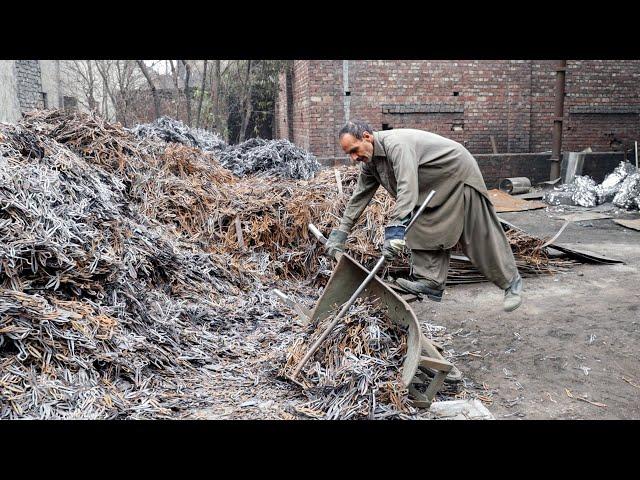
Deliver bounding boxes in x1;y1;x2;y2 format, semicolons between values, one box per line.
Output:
316;152;629;189
14;60;44;112
478;152;628;188
277;60;640;160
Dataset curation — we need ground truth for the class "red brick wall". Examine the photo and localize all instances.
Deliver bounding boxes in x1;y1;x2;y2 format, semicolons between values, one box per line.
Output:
276;60;640;159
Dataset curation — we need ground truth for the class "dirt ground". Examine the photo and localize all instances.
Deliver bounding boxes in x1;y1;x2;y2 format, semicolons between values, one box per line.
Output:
189;204;640;421
412;206;640;419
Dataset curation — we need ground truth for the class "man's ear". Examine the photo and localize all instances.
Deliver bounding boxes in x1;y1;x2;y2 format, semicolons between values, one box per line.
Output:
362;131;373;142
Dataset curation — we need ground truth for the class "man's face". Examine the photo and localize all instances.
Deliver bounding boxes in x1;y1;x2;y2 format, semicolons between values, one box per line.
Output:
340;132;374;163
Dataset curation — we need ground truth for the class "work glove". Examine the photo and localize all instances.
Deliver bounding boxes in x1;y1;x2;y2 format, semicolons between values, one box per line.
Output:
325;228;348;258
383;225;406;261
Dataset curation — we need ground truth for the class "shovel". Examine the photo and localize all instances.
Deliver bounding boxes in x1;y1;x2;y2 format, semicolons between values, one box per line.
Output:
289;190;436;381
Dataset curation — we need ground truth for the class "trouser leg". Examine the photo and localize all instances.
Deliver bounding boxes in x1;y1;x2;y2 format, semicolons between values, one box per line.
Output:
410;248;451;290
460;186;520;290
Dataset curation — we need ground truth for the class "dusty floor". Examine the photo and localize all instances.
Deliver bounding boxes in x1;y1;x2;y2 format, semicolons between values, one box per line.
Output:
190;205;640;420
412;206;640;419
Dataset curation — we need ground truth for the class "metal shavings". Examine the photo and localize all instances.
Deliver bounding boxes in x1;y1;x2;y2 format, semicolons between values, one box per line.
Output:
216;138;321;180
613;172;640;210
131;116;228;152
597;161;637;203
282;297;415;419
544;162;639;210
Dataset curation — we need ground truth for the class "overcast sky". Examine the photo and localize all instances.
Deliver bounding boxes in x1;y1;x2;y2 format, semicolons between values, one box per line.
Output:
144;60;169;74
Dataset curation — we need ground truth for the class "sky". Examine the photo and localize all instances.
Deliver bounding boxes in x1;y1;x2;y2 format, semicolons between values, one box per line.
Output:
144;60;169;74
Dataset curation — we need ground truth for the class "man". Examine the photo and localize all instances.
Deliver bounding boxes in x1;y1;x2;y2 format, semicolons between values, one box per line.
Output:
325;120;523;312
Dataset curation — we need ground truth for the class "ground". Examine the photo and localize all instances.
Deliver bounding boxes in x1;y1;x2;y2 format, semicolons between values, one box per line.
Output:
411;206;640;419
189;204;640;420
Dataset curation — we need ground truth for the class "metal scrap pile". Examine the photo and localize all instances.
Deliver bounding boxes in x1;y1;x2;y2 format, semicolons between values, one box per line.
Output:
0;120;258;419
0;110;590;419
544;162;640;209
216;138;321;180
131;116;228;152
282;297;415;419
131;117;320;180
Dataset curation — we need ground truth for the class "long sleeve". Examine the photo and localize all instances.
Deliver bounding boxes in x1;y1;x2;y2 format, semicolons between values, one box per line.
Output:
386;140;419;225
338;163;379;232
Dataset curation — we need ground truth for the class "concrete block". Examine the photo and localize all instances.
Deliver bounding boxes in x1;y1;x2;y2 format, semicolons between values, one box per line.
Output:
429;399;494;420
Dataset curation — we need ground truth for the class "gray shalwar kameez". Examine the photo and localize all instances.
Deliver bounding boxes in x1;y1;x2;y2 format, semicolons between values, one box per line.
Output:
338;129;519;291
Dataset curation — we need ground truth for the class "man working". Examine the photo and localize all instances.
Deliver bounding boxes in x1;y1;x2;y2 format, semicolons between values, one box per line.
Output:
325;120;523;312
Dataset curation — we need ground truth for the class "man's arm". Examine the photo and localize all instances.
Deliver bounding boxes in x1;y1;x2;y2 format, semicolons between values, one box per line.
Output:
338;163;380;232
386;140;419;225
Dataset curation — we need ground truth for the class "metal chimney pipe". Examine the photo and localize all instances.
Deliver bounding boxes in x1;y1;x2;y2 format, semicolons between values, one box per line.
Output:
550;60;567;181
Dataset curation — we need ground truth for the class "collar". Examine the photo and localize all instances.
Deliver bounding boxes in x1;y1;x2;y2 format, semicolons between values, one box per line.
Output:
372;132;386;158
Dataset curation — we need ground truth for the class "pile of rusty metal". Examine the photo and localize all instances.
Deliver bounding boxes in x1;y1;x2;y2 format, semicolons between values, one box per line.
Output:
131;116;320;180
0;110;591;419
282;297;416;419
0;120;252;418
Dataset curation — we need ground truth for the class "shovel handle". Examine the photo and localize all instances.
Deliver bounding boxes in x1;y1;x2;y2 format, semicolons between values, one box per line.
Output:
308;224;327;244
292;190;436;381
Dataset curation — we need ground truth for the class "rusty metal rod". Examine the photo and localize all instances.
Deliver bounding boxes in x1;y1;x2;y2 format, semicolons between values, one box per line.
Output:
550;60;567;181
290;190;436;381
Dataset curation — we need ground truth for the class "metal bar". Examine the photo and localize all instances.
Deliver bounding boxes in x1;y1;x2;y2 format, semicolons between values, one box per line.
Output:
490;135;498;154
334;169;343;195
550;60;567;181
290;190;436;380
234;217;244;249
308;224;327;245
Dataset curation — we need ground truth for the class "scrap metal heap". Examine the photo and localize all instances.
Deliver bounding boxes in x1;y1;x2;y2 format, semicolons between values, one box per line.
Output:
282;298;414;419
132;116;320;180
545;162;640;209
0;110;588;419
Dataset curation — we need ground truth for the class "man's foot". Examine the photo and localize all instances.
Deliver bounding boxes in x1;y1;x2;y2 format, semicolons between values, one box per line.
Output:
395;278;443;302
503;275;523;312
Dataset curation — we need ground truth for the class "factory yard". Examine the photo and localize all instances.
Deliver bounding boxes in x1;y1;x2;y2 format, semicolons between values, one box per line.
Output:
415;209;640;419
1;107;639;420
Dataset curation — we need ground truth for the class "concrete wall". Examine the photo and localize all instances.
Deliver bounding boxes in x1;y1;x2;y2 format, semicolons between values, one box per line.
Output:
0;61;21;123
40;60;63;109
0;60;102;124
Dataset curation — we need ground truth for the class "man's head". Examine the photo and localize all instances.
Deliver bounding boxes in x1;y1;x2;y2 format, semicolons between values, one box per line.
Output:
339;120;375;163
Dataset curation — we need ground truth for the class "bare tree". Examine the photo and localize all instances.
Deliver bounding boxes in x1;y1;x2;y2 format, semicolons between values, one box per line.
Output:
209;60;231;141
60;60;101;113
181;60;192;126
94;61;119;121
238;60;254;142
136;60;161;120
195;60;208;128
168;60;181;119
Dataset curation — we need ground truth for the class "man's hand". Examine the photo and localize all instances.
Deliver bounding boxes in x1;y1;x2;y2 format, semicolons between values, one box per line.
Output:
383;225;406;261
325;229;348;258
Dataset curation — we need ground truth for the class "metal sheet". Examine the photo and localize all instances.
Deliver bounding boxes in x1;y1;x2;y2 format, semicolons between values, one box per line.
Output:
555;212;612;222
488;189;546;212
498;218;624;264
613;218;640;231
